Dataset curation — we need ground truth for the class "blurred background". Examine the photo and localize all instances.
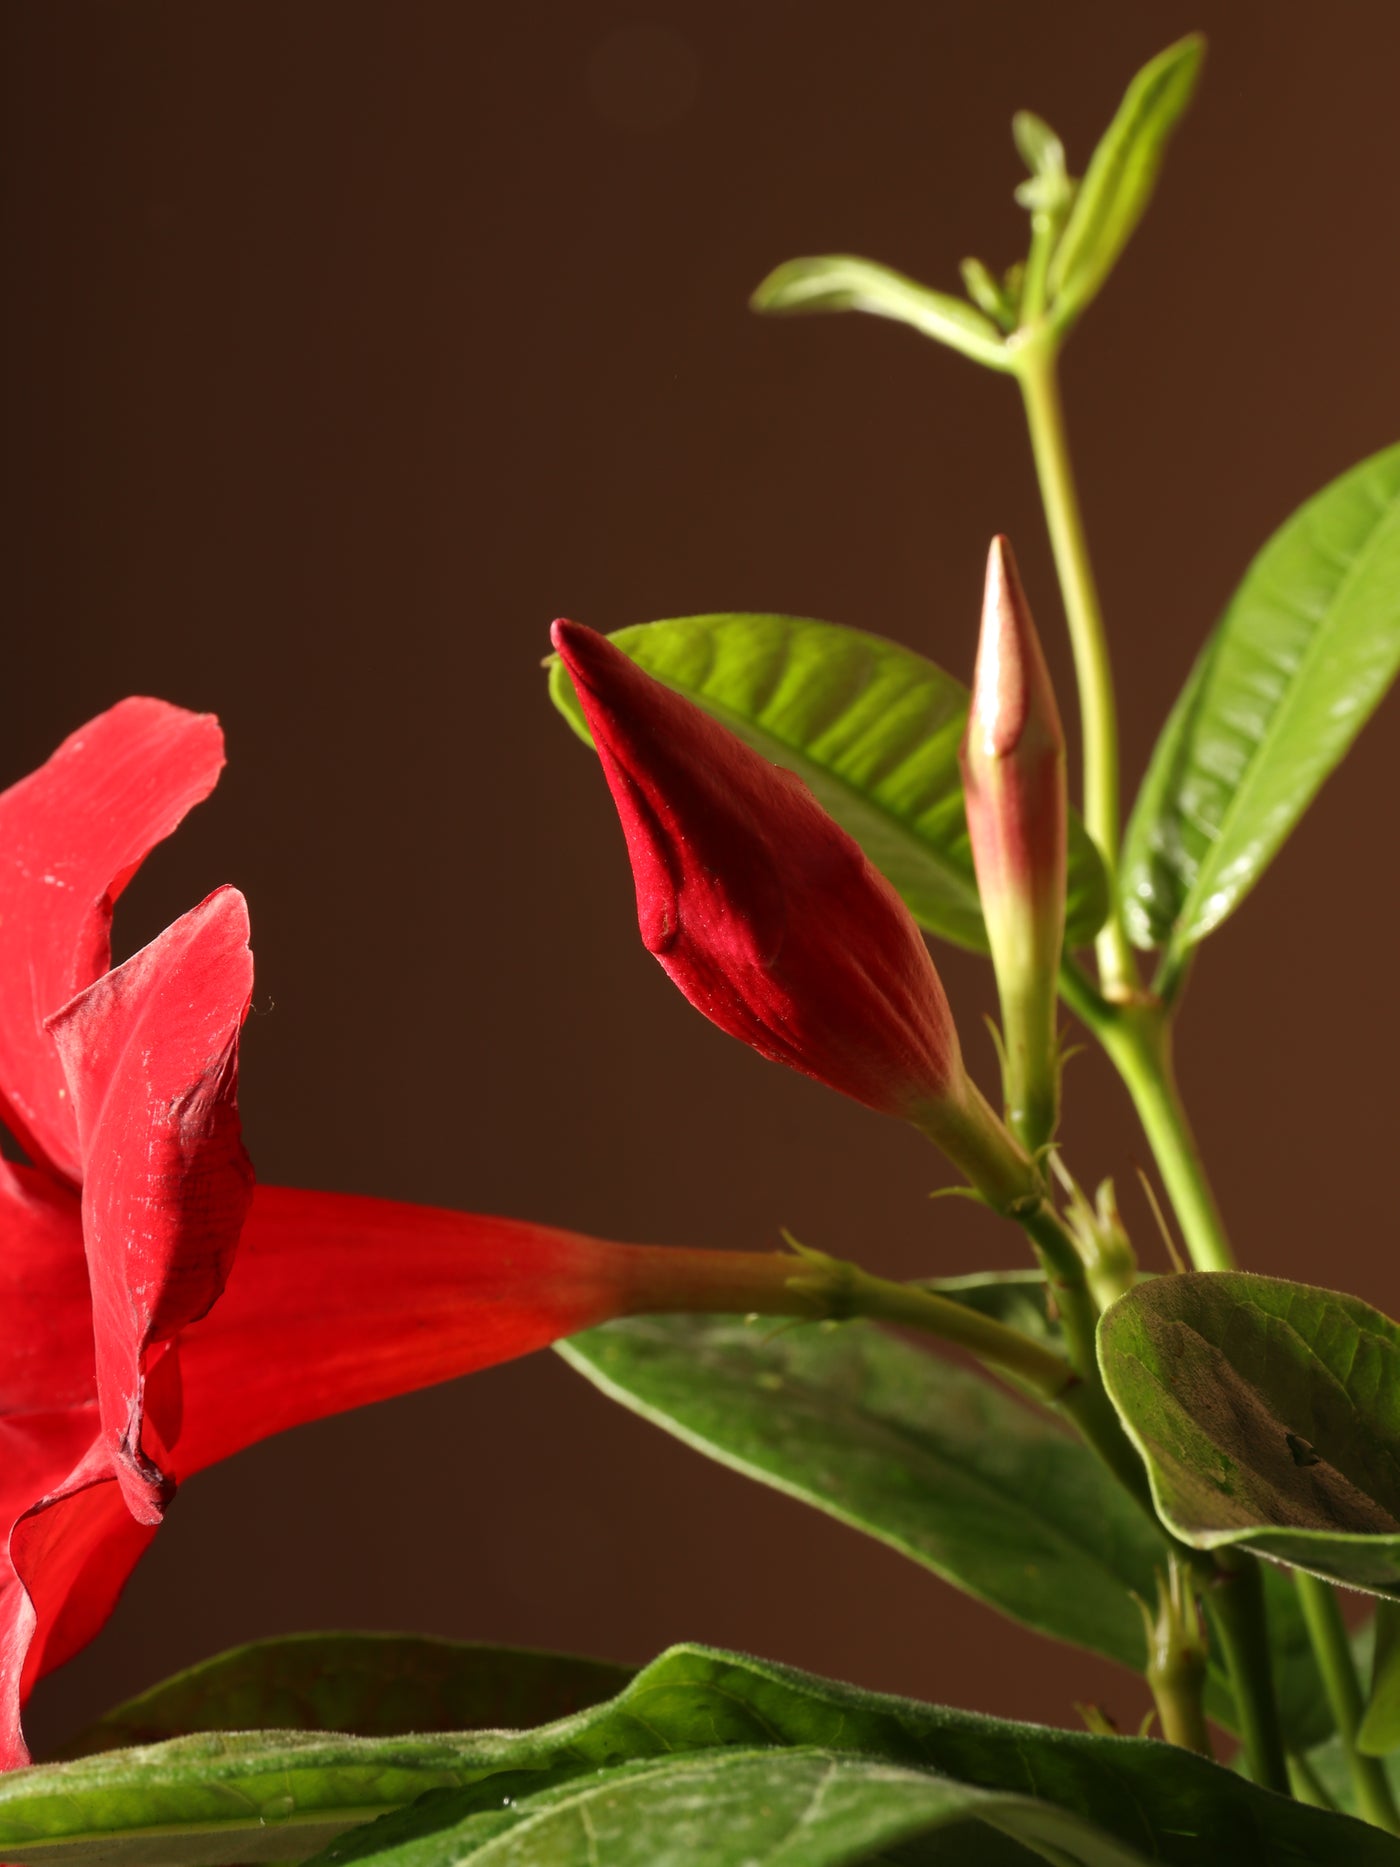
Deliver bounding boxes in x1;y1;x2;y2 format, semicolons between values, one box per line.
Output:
4;0;1398;1752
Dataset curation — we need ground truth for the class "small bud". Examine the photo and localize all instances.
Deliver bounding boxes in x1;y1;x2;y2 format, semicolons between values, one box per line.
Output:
553;620;1034;1206
959;538;1068;1152
1136;1556;1212;1758
1054;1164;1138;1310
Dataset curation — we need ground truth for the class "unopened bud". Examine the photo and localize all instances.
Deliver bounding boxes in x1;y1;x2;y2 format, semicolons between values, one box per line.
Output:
553;620;1034;1206
959;537;1068;1151
1137;1557;1212;1757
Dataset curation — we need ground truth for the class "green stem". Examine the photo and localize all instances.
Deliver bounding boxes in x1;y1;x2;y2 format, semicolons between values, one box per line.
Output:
1014;336;1137;1001
1207;1556;1291;1797
1294;1570;1400;1833
620;1244;1075;1402
1140;1556;1213;1758
1059;967;1237;1274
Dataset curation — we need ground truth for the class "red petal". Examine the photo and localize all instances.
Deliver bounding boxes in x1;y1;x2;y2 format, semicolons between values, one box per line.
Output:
47;889;254;1526
0;1164;92;1417
0;1190;645;1764
170;1185;640;1472
552;620;964;1120
1;1429;151;1769
0;700;225;1183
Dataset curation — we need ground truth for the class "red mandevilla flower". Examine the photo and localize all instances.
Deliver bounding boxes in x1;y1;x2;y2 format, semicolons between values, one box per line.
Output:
552;621;1034;1205
0;700;761;1768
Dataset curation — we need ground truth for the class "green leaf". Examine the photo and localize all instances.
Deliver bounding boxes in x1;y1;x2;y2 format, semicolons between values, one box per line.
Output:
5;1646;1390;1866
560;1314;1166;1669
1046;36;1204;331
308;1747;1153;1866
57;1635;632;1758
1121;443;1400;955
751;255;1011;370
547;612;1109;951
558;1313;1329;1748
1360;1603;1400;1754
1099;1272;1400;1592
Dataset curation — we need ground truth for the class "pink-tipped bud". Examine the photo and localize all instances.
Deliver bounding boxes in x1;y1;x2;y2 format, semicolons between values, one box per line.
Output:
553;620;1035;1207
959;538;1068;1151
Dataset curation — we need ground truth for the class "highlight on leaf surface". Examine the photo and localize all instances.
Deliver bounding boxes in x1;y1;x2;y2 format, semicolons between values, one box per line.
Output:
1121;441;1400;963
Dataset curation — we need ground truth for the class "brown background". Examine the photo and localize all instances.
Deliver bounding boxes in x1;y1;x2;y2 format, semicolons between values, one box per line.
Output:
4;0;1399;1755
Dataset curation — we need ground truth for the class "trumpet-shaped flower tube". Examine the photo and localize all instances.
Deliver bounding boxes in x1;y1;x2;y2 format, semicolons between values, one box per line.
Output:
551;619;1034;1205
959;538;1068;1152
0;700;812;1768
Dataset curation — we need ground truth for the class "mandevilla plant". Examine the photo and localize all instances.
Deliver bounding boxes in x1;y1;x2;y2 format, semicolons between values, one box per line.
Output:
5;29;1400;1867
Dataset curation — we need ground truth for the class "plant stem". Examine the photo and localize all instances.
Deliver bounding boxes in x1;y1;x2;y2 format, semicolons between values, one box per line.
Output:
1058;966;1237;1275
1140;1556;1213;1758
1014;335;1137;1001
1207;1556;1291;1796
620;1244;1075;1402
1294;1570;1400;1833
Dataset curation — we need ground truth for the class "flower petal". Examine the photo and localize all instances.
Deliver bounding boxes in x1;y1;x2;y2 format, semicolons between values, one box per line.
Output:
0;699;225;1183
169;1185;644;1471
47;889;254;1526
1;1427;151;1769
0;1163;91;1417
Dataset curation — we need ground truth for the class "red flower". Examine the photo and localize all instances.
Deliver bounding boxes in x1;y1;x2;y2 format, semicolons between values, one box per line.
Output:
0;702;707;1768
551;619;964;1120
552;621;1034;1205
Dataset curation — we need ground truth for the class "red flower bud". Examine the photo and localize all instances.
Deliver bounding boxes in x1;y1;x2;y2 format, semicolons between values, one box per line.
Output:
553;618;963;1120
959;537;1068;1150
552;620;1035;1204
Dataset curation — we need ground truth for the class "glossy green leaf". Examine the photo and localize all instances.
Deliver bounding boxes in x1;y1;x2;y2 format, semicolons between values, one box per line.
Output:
558;1313;1329;1748
560;1314;1166;1667
1121;443;1400;954
1360;1603;1400;1754
1047;37;1204;331
307;1746;1152;1866
751;256;1011;370
548;612;1108;951
57;1636;631;1759
1099;1272;1400;1592
5;1646;1390;1866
